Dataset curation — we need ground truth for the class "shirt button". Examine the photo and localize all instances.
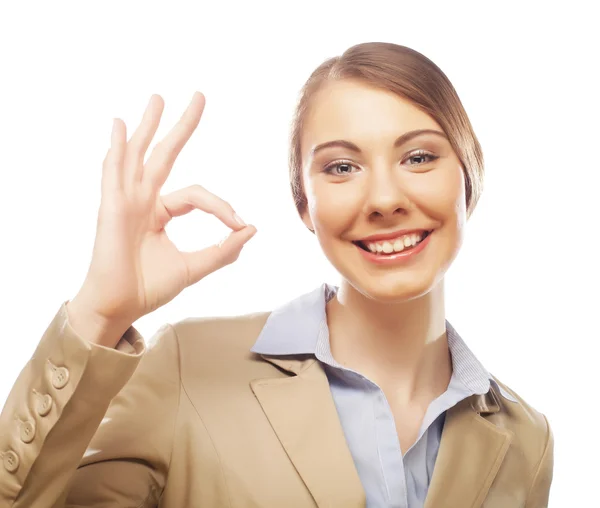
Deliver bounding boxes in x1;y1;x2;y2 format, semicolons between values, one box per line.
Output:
36;394;53;416
3;451;19;473
20;421;36;443
52;367;70;389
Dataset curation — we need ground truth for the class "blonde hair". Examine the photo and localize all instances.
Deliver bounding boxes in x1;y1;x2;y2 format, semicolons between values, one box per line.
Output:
289;42;484;220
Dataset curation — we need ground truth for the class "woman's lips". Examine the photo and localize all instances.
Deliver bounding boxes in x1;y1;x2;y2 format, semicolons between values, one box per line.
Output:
354;230;433;265
357;228;431;243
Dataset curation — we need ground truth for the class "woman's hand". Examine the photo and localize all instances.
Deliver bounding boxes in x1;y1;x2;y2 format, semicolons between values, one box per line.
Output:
67;92;256;347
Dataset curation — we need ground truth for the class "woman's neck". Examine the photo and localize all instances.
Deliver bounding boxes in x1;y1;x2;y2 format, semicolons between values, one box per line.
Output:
326;279;452;406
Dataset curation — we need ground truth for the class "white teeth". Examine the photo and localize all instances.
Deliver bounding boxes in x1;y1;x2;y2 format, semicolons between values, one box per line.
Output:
393;239;405;252
364;231;428;254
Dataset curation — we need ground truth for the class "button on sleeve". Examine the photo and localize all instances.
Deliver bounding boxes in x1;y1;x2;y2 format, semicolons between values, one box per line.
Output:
2;451;19;473
36;394;53;417
51;367;70;389
19;422;36;444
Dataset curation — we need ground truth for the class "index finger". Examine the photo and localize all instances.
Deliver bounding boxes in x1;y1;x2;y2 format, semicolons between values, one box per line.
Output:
159;184;247;233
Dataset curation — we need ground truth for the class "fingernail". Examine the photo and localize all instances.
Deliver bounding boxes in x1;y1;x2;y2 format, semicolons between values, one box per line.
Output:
233;213;246;227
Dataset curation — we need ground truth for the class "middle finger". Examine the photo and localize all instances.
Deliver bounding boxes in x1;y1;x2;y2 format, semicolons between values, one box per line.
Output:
143;91;206;190
126;94;165;184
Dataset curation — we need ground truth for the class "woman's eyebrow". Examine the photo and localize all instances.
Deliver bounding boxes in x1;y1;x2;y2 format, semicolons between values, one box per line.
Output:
310;129;448;157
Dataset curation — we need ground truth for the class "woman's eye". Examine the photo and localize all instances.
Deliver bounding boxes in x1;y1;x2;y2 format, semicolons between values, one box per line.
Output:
405;151;438;166
323;161;357;175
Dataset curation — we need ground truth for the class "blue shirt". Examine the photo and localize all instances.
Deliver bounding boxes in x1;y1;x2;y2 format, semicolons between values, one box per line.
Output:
251;284;517;508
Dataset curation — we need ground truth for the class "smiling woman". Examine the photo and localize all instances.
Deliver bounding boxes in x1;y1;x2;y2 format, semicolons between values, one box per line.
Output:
0;42;552;507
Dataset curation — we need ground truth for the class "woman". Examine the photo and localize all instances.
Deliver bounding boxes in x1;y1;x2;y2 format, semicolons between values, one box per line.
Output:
0;43;553;507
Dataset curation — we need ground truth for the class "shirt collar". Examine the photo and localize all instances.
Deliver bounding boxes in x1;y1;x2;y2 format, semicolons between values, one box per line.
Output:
251;283;517;402
251;284;331;356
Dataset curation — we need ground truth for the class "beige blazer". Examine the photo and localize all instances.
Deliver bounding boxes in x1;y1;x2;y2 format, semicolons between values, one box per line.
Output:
0;303;553;507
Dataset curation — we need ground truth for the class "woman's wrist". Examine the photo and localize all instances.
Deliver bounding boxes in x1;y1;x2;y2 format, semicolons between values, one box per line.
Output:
66;297;132;349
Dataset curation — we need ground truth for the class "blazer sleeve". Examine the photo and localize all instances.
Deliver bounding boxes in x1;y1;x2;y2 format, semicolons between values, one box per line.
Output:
0;302;182;508
525;414;555;508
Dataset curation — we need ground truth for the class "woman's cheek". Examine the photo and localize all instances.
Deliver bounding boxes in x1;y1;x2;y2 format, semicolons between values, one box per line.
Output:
410;168;466;220
311;182;364;232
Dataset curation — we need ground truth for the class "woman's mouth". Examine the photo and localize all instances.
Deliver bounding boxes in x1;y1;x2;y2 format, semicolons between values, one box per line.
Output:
352;230;433;264
354;230;432;254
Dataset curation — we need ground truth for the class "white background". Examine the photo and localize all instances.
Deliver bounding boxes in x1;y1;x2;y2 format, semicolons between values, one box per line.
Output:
0;1;598;505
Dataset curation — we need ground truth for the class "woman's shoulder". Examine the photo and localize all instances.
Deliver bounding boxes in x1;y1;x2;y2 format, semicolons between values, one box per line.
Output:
490;375;547;417
486;375;554;498
171;310;272;349
488;374;552;454
154;311;277;379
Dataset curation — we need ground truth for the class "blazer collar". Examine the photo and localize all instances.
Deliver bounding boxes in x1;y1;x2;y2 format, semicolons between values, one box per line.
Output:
423;388;514;508
251;358;366;507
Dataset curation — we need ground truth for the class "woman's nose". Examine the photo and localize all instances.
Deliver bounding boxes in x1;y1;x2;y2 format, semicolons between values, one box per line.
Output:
364;167;411;219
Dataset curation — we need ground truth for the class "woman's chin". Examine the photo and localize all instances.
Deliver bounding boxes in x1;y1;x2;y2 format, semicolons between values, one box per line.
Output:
346;271;442;304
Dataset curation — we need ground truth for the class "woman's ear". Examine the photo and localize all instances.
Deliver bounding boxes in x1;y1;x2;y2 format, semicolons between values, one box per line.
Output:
301;209;315;233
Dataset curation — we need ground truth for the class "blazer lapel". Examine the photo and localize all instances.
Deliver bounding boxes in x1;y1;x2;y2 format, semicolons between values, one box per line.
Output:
424;388;514;508
250;356;366;508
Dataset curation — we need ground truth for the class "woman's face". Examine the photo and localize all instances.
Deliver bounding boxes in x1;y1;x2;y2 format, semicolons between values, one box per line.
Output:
300;79;467;302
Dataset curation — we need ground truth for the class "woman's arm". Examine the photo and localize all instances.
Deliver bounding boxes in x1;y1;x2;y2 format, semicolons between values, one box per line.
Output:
1;91;255;506
0;302;181;507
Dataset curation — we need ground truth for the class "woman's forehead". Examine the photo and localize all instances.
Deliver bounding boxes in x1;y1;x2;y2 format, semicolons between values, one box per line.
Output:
302;80;442;156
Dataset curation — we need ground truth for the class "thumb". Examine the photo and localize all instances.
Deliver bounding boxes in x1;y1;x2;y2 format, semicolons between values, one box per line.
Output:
182;225;257;286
